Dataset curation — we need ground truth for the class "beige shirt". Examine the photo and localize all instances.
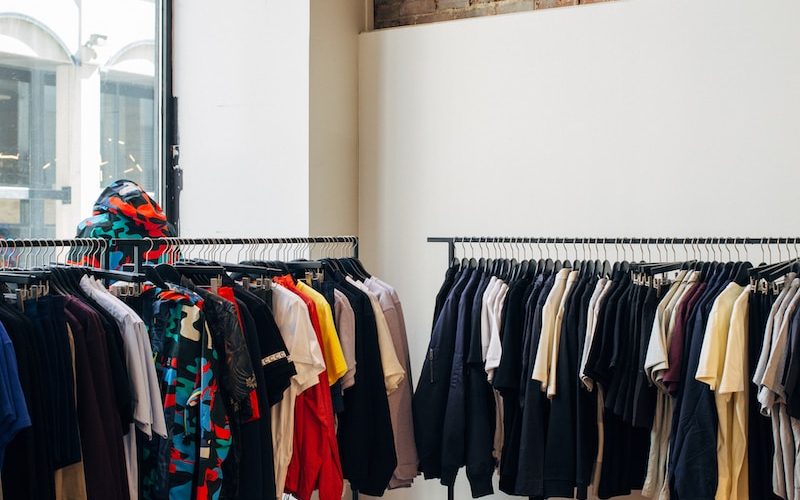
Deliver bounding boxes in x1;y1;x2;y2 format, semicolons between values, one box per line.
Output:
333;289;357;389
348;277;405;394
270;283;326;498
365;277;419;488
580;278;612;391
532;268;570;391
643;271;687;385
545;270;579;398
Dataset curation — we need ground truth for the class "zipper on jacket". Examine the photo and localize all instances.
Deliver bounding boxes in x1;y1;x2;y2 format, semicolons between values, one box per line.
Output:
428;348;435;383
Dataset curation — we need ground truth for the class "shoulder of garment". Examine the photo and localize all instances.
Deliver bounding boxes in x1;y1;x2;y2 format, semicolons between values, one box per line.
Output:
717;285;752;395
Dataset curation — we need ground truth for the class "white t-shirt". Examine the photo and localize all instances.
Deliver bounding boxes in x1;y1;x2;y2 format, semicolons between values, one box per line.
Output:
270;282;326;497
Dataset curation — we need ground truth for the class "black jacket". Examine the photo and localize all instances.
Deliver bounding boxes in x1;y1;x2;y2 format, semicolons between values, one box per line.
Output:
335;278;397;496
441;270;483;488
414;268;472;480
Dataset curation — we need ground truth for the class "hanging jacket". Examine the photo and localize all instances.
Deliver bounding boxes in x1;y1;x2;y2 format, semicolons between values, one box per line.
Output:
71;179;175;269
414;268;473;480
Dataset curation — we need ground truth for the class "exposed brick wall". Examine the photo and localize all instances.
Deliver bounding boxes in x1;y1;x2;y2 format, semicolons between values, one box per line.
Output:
374;0;614;29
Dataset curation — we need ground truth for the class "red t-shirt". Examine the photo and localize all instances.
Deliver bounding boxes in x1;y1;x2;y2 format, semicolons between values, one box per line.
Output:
274;276;343;500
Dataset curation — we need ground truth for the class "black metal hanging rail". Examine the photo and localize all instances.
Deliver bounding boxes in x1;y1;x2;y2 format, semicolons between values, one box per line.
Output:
0;235;358;250
0;236;359;273
110;236;359;272
110;236;358;254
428;236;800;263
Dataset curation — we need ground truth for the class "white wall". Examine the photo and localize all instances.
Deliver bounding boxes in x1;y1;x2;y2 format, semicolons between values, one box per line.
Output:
309;0;361;236
176;0;362;238
358;0;800;498
174;0;311;237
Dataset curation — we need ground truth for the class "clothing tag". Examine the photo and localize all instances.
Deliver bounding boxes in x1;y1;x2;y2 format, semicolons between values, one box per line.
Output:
200;446;210;459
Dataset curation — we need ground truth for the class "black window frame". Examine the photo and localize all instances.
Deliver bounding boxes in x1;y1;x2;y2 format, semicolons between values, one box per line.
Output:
161;0;181;233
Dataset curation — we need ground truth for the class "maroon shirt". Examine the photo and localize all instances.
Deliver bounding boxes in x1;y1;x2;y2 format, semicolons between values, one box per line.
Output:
65;297;130;500
663;282;707;395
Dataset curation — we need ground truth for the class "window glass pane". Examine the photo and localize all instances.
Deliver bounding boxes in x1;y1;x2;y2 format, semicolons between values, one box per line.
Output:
0;0;162;238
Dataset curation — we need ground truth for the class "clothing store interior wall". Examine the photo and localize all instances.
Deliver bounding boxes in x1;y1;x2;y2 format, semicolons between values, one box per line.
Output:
173;0;800;496
358;0;800;498
1;0;798;498
178;0;799;498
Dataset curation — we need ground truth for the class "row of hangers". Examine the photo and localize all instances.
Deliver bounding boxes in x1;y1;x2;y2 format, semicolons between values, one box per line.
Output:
450;238;800;295
0;237;369;304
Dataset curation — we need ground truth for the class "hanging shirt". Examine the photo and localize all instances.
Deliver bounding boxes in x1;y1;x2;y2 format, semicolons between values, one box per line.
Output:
365;277;419;489
546;270;579;398
643;271;687;385
93;278;167;438
333;289;357;389
718;286;752;500
296;282;348;385
80;276;168;500
532;268;571;392
580;278;611;391
480;276;500;363
141;286;231;500
759;278;800;500
270;282;326;498
486;280;509;382
0;321;30;467
695;282;746;500
275;276;344;500
347;277;405;394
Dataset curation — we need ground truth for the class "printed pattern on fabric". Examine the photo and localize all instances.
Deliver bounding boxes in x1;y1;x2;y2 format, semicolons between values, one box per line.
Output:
140;286;231;500
70;179;176;269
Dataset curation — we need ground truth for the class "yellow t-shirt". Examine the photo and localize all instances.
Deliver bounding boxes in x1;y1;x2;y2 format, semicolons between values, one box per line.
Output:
717;285;751;500
695;281;745;500
297;281;349;385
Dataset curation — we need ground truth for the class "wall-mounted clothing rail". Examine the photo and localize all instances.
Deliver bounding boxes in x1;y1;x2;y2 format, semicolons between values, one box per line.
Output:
428;236;800;264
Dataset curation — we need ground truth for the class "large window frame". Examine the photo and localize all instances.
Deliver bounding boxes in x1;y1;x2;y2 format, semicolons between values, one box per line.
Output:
0;0;180;237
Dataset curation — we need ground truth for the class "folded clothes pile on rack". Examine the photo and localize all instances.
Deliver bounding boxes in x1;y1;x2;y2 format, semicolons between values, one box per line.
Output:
0;237;416;500
416;236;800;500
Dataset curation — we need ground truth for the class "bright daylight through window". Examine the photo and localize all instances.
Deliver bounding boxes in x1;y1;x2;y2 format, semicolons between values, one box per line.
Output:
0;0;163;238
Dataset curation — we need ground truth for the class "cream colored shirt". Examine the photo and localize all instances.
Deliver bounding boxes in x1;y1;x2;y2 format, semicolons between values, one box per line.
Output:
643;271;687;384
270;283;326;497
545;270;579;398
532;268;570;390
714;286;752;500
348;277;405;394
695;282;745;500
364;277;418;487
696;282;745;390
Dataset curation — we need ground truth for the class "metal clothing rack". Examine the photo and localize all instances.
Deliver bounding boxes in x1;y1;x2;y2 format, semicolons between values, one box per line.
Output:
108;236;359;272
428;236;800;264
422;235;800;500
0;236;367;498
